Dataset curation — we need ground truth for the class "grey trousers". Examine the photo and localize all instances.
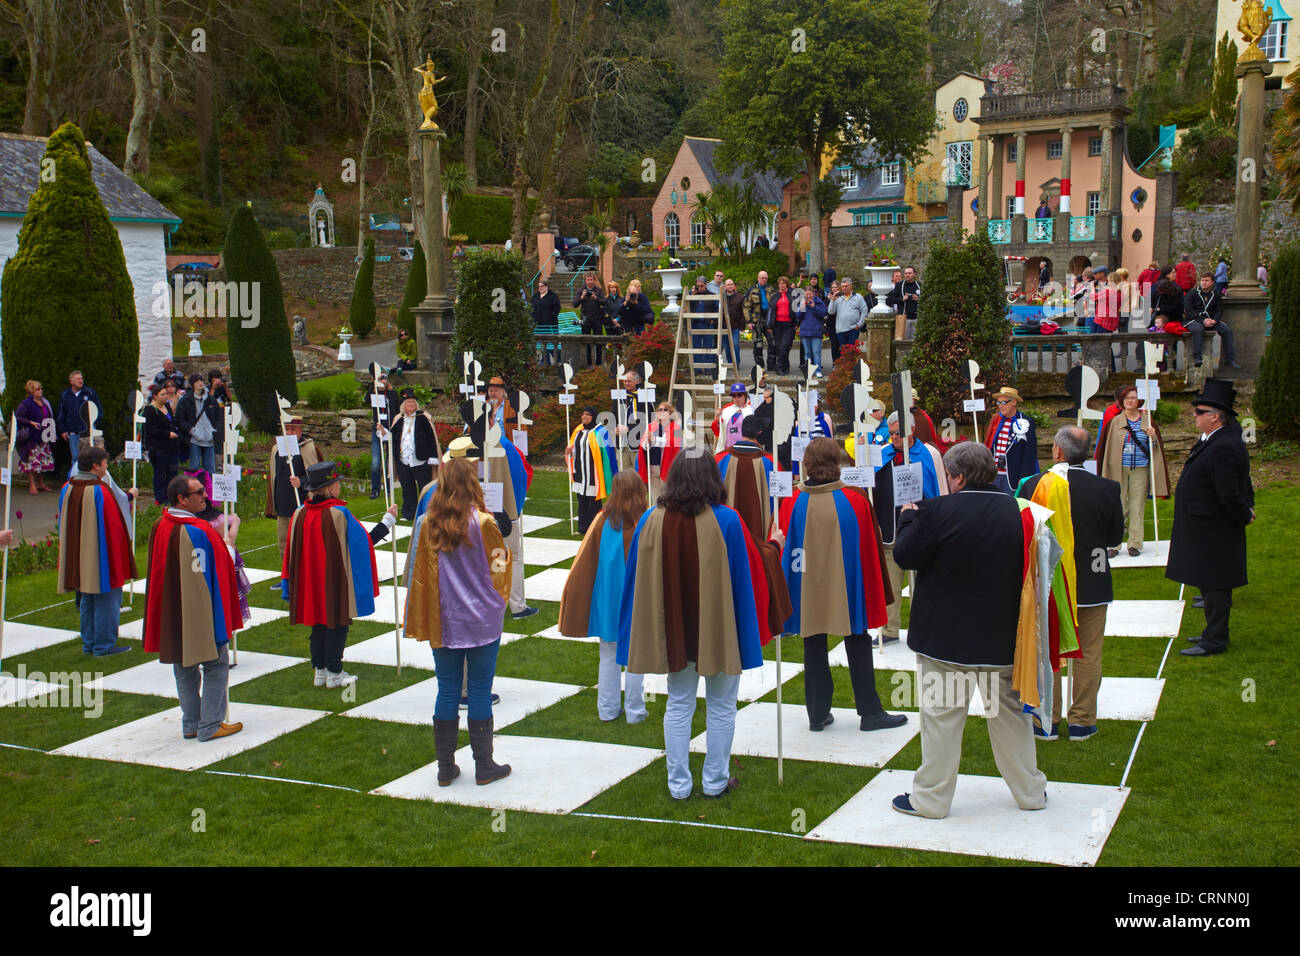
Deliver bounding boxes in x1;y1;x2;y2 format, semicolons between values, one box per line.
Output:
174;645;230;740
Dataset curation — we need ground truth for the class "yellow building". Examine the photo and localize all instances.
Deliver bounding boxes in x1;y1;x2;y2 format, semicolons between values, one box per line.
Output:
907;72;990;222
1216;0;1296;89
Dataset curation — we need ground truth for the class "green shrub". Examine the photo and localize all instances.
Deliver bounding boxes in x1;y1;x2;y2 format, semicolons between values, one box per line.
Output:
910;231;1012;421
349;237;377;338
303;385;332;410
1152;401;1179;425
1256;242;1300;436
1025;408;1053;432
223;204;298;433
1;122;139;447
693;248;793;294
448;194;538;243
1258;440;1296;462
397;241;426;336
450;249;537;391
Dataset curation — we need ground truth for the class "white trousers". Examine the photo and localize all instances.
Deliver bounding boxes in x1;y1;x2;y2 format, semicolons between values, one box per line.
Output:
664;662;741;799
597;641;647;723
506;516;525;613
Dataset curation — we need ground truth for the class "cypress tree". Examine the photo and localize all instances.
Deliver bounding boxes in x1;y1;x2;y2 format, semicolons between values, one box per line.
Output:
396;241;426;336
350;237;377;338
222;203;297;433
1;122;139;447
1210;33;1239;129
450;249;536;391
1256;241;1300;436
909;231;1012;421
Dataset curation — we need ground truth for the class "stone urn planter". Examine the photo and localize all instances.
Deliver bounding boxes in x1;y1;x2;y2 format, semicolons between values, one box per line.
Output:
337;330;354;365
656;266;688;315
866;265;898;315
187;329;203;357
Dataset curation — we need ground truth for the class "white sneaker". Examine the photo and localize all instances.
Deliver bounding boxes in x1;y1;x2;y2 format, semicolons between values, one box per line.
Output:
313;667;328;687
326;669;358;688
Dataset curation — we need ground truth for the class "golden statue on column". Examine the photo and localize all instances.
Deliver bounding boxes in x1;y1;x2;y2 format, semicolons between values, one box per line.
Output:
1237;0;1274;63
414;55;447;130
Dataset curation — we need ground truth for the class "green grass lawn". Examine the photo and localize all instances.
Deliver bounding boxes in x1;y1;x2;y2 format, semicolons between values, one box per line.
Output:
2;468;1297;866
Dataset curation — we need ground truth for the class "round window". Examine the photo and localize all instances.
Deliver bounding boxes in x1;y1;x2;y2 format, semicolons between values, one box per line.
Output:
1132;229;1143;242
953;98;969;122
680;176;691;190
1130;187;1148;208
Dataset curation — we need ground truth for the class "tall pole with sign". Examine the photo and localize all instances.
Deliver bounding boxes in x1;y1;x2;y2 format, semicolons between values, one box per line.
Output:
560;363;577;530
1141;342;1163;543
769;383;796;787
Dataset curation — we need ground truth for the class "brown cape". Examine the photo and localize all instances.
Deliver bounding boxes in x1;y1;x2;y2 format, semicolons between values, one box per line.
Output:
1098;415;1170;497
719;446;793;636
264;437;319;517
558;510;637;636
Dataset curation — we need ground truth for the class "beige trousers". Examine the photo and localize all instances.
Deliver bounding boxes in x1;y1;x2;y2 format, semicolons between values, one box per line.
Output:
1120;465;1150;551
882;543;906;638
506;516;525;613
1052;604;1107;727
277;515;292;561
910;655;1048;818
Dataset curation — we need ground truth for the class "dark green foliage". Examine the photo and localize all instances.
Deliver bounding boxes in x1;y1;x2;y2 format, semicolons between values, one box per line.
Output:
909;231;1011;421
449;194;513;242
1;122;139;447
396;241;426;336
1210;33;1239;128
1173;123;1238;207
694;248;793;292
450;250;536;392
350;238;377;338
222;204;297;433
1256;242;1300;436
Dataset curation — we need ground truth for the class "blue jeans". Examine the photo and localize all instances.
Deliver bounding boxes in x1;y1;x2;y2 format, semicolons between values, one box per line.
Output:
664;661;741;798
79;588;123;654
188;443;216;473
432;638;501;720
174;644;230;739
801;335;823;375
720;329;742;371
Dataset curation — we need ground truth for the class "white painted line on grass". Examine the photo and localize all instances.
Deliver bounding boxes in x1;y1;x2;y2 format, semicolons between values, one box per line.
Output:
204;769;363;793
571;811;803;839
1120;722;1148;790
0;740;49;753
1155;637;1174;679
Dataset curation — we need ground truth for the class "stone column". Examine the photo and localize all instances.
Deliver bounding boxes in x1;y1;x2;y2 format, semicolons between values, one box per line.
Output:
1011;131;1027;242
989;135;1004;221
865;312;894;376
1221;57;1276;376
412;127;456;377
1059;126;1073;214
1098;124;1114;213
976;134;989;223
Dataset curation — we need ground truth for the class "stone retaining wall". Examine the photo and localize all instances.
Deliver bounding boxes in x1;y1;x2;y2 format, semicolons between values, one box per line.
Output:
1170;200;1295;270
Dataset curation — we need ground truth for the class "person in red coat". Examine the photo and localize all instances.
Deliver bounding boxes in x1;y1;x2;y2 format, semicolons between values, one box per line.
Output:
1173;255;1197;292
143;474;246;741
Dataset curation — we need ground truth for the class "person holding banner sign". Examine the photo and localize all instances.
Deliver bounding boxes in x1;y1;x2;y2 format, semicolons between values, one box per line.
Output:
365;370;399;500
265;416;319;563
782;438;903;732
567;407;617;535
559;470;649;724
1094;384;1169;557
712;384;753;452
637;401;682;499
617;452;772;799
390;389;441;520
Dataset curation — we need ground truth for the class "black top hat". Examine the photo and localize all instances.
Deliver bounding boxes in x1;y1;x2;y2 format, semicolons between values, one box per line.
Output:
304;460;342;493
399;387;417;402
1193;378;1238;416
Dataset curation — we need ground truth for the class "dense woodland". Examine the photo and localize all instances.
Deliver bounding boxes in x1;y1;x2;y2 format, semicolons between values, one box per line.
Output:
0;0;1226;253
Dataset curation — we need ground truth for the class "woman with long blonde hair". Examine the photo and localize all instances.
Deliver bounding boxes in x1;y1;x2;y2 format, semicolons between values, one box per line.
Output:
405;455;513;786
559;470;649;722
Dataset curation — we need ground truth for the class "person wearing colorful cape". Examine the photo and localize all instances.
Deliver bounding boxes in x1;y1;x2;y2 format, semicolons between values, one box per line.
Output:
404;456;513;786
716;416;793;636
265;414;319;564
1094;384;1170;556
984;387;1039;493
559;471;649;723
142;473;246;741
618;452;773;799
1018;426;1123;741
782;438;907;733
637;400;682;498
711;383;754;452
281;461;398;688
1170;379;1255;657
57;446;138;657
891;442;1048;819
872;411;947;644
567;406;617;535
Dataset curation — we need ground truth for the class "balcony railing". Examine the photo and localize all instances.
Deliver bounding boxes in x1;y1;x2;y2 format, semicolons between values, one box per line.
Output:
987;219;1012;244
980;85;1127;120
1069;216;1096;241
1028;218;1053;243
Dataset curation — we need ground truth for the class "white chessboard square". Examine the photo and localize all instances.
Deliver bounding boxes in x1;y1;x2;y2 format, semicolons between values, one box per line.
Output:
533;625;599;644
827;633;916;672
372;735;661;814
693;702;916;767
366;586;410;624
345;630;530;672
51;701;328;771
1105;600;1184;638
372;549;409;583
0;622;79;658
522;515;562;534
1106;539;1170;569
522;567;570;604
806;769;1129;867
84;651;305;699
0;674;65;707
118;605;289;641
522;537;581;567
342;674;584;729
978;676;1165;722
124;565;282;598
623;658;803;703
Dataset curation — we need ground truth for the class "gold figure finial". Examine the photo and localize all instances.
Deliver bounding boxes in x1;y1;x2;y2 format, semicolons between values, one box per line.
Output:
414;55;447;130
1238;0;1274;63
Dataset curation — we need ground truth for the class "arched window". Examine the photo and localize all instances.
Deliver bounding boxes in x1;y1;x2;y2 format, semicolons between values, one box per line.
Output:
689;212;707;247
664;212;680;247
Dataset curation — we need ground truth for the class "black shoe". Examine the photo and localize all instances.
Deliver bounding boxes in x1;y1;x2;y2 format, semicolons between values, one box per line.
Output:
703;776;738;798
860;711;907;731
1181;644;1226;657
1187;633;1202;643
1106;548;1120;559
892;793;923;816
1127;547;1140;557
369;491;381;499
880;634;900;646
512;606;540;620
1192;596;1205;608
809;713;835;732
94;645;132;657
459;693;501;709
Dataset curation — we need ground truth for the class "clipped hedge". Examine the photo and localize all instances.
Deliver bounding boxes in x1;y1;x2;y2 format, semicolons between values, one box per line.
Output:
450;249;537;391
1;122;139;447
448;194;538;243
396;241;426;336
1256;241;1300;436
350;237;377;338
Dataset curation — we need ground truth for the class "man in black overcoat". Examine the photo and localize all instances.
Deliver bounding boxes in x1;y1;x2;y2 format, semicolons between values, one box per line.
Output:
1168;379;1254;657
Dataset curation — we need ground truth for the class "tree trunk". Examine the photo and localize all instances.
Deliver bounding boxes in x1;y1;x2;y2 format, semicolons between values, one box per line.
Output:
537;0;600;217
18;0;58;135
1174;29;1195;87
508;0;563;250
806;157;823;275
462;0;496;189
122;0;163;178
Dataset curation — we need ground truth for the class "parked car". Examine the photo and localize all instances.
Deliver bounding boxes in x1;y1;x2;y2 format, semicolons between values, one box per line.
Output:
554;236;598;271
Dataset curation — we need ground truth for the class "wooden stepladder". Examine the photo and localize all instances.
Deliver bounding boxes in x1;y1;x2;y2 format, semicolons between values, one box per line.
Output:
666;290;737;438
